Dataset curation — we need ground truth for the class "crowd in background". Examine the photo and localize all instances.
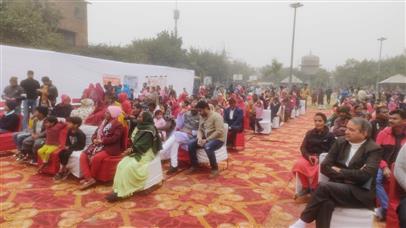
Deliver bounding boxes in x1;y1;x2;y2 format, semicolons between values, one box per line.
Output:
1;70;406;227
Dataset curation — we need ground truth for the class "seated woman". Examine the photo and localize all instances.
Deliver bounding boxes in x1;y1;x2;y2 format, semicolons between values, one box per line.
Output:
0;100;19;133
79;106;124;190
105;112;161;202
52;95;73;119
292;112;336;198
70;98;94;121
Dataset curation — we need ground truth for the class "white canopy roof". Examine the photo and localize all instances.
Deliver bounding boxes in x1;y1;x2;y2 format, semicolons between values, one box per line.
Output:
379;74;406;84
280;75;303;84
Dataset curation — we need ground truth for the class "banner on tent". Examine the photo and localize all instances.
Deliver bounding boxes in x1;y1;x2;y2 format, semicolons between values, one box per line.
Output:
103;75;121;86
124;75;138;91
146;75;167;88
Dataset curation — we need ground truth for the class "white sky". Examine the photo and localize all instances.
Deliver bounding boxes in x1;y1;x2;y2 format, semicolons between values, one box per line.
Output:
87;0;405;70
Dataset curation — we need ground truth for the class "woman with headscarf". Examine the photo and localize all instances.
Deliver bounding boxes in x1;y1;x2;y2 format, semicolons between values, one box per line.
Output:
70;98;95;121
51;95;73;118
79;106;124;190
118;92;132;115
105;112;161;202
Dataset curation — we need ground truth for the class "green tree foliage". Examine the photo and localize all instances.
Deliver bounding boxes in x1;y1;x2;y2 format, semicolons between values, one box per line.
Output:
333;54;406;88
0;0;64;48
260;59;283;82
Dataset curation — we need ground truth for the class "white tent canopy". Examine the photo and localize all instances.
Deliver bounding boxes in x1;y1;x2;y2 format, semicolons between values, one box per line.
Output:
0;45;195;100
379;74;406;84
280;75;303;84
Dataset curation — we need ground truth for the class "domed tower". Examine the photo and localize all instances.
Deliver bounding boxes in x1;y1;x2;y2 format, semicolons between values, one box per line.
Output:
301;52;320;75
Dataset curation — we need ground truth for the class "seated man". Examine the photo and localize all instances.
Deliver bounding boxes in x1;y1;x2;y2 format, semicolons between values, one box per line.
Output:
14;106;48;161
160;100;199;174
394;144;406;228
187;100;225;179
290;117;382;228
375;109;406;220
332;106;352;137
223;98;243;149
0;100;19;133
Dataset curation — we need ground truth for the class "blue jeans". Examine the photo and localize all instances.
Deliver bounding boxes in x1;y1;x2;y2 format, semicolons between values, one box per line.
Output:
13;132;31;151
376;168;389;210
188;138;224;170
22;99;37;130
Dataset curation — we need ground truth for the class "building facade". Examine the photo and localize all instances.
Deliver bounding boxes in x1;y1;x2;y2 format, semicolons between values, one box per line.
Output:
51;0;88;47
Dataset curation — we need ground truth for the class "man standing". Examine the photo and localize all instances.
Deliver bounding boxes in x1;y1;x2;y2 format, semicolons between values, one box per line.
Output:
326;88;333;105
394;144;406;228
187;100;225;178
38;77;58;108
300;84;310;108
223;98;243;149
375;109;406;220
20;71;40;129
2;76;24;113
290;118;382;228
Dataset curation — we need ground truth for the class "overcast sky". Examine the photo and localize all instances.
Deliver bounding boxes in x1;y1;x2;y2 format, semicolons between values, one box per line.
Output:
87;0;405;70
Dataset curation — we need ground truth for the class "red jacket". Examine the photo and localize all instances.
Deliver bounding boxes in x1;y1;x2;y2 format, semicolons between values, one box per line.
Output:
118;93;132;115
92;120;124;156
376;126;406;169
45;122;66;145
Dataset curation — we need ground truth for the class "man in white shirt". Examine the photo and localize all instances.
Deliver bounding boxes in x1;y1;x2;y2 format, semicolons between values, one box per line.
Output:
290;117;382;228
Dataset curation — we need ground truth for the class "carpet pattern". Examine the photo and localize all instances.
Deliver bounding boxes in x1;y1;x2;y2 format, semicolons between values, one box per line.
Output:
0;109;383;228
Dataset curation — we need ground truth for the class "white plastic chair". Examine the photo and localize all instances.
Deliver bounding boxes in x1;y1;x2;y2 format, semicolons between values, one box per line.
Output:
255;110;272;134
197;123;229;169
66;125;98;178
318;153;374;228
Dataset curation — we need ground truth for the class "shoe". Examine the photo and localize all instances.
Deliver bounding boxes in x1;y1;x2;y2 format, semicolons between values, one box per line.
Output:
166;166;178;175
209;169;219;179
28;160;38;166
294;188;311;199
375;207;387;221
105;192;121;203
54;172;64;181
185;167;198;175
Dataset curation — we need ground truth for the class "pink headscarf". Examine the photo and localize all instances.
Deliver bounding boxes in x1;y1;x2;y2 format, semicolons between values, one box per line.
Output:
61;95;71;105
107;106;122;119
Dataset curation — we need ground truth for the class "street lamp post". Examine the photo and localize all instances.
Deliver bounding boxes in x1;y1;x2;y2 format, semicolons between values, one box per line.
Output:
288;2;303;89
376;37;387;97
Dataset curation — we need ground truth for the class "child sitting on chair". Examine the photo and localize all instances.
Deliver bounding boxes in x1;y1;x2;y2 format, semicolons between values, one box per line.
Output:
54;117;86;180
154;110;167;141
37;116;66;173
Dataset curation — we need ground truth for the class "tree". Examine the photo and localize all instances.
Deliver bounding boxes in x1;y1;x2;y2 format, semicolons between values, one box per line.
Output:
260;59;283;83
0;0;64;49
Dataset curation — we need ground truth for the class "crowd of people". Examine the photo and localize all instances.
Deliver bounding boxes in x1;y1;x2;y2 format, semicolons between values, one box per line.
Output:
1;70;406;227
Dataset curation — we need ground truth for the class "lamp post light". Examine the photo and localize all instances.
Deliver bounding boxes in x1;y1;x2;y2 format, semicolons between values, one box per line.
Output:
376;37;387;97
288;2;303;89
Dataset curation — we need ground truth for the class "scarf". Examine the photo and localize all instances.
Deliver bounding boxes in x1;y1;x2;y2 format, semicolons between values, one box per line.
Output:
129;112;162;161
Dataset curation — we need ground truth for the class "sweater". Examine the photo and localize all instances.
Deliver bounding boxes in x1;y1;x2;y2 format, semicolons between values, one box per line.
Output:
20;78;40;100
45;122;66;145
198;111;225;142
0;111;19;132
66;129;86;152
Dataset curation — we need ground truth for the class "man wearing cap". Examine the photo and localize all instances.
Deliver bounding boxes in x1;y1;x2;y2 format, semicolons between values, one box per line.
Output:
20;70;40;130
0;100;20;133
2;77;24;113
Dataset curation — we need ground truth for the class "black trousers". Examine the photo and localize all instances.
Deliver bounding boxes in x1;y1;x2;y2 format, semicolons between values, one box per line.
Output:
58;149;73;166
398;197;406;228
300;182;368;228
227;127;243;146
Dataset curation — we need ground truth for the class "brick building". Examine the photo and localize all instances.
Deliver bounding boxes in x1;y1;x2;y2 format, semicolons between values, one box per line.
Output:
51;0;88;47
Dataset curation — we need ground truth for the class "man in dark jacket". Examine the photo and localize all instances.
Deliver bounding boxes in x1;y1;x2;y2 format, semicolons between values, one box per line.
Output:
223;98;243;149
20;70;40;129
2;77;24;113
290;117;382;228
0;100;20;133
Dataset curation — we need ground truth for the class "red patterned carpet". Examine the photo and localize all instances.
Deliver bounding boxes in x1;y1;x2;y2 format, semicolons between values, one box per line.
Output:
0;109;383;228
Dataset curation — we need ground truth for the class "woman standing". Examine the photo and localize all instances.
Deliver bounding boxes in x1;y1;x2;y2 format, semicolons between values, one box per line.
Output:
106;112;162;202
292;113;336;198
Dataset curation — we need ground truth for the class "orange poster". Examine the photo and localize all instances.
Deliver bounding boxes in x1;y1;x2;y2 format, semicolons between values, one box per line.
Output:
103;75;121;86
